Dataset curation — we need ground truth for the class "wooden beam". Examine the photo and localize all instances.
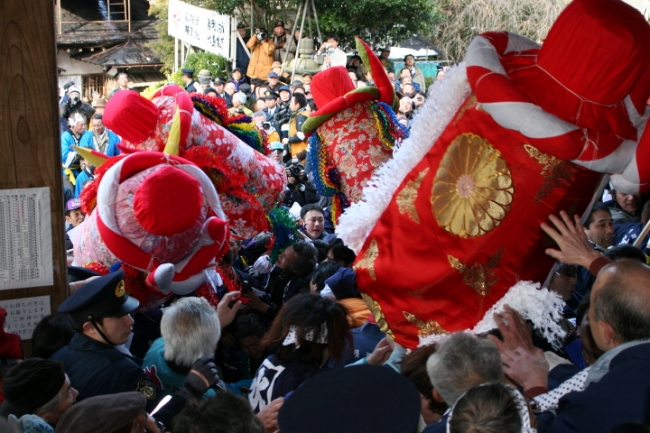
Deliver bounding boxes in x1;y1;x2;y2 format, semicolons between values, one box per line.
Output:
0;0;69;354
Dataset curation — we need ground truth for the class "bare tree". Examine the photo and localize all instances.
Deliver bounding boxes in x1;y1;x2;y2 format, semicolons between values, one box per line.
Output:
432;0;567;61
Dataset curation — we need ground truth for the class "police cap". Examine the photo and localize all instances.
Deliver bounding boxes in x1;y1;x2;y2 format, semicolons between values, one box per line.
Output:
58;271;139;324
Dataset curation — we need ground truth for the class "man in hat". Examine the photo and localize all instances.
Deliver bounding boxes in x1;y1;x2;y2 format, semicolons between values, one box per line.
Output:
0;358;78;426
272;20;295;63
59;87;95;133
266;71;282;92
64;198;85;250
278;85;292;106
268;141;284;165
181;68;200;93
212;76;228;101
50;271;221;425
246;27;275;84
92;97;107;115
262;90;281;132
236;23;251;74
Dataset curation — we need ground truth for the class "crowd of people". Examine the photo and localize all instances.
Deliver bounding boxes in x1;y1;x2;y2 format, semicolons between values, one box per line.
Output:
7;14;649;433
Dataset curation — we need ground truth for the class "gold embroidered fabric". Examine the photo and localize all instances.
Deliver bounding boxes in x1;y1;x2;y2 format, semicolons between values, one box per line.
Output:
524;144;574;204
354;239;379;280
403;311;447;336
431;133;514;238
447;248;504;296
362;293;394;337
396;168;430;224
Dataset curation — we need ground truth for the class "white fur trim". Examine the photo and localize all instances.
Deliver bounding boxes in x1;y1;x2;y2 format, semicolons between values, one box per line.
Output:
418;281;567;349
336;64;472;253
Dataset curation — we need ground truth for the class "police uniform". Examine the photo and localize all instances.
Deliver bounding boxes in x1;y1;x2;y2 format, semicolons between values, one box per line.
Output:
50;271;184;424
181;68;200;93
262;90;281;132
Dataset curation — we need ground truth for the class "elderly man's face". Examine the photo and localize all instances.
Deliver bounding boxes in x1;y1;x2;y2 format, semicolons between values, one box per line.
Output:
39;374;78;424
71;121;86;135
615;191;641;214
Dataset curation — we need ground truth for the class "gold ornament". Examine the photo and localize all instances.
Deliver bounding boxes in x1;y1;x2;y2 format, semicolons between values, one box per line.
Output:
354;239;379;280
403;311;447;336
524;144;574;204
396;168;430;224
362;293;394;338
447;249;504;296
431;133;514;238
115;280;126;298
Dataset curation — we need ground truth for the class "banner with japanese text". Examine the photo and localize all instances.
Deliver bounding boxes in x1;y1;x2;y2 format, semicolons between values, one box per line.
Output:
168;0;231;58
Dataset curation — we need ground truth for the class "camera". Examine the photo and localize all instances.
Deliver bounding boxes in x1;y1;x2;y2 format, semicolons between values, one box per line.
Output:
255;28;268;41
288;164;304;178
262;121;271;130
70;95;80;105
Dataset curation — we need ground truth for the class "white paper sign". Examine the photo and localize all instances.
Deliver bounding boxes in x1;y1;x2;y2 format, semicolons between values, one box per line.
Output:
0;187;54;290
168;0;231;58
0;295;51;340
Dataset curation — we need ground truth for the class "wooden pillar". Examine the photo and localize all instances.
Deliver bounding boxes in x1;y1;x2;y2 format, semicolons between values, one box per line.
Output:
0;0;69;355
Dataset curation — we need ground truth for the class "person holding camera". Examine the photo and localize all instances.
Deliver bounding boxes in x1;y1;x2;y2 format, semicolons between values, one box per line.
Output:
59;87;95;133
246;27;276;84
283;163;319;208
282;93;309;164
315;35;347;70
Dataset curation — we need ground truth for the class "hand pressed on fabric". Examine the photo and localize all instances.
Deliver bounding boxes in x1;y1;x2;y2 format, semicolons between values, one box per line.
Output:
366;337;394;366
541;211;602;268
487;305;535;353
501;347;549;392
257;397;284;433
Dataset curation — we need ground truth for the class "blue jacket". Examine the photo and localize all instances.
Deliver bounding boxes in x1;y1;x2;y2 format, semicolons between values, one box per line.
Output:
51;333;188;425
78;129;121;157
538;341;650;432
61;130;92;169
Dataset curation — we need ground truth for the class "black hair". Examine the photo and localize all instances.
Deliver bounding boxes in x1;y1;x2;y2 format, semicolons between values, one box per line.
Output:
300;204;325;220
604;245;647;263
234;314;267;341
31;314;76;359
583;202;612;228
311;239;329;263
307;99;317;112
287;241;318;276
310;261;341;292
325;34;339;43
262;294;352;365
327;238;356;267
91;113;103;120
292;92;307;109
171;393;265;433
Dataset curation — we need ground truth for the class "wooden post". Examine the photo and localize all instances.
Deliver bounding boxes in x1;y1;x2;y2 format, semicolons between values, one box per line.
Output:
0;0;69;355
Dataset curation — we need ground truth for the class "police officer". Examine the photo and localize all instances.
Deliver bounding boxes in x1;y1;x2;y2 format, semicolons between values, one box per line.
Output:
50;271;220;426
181;68;200;93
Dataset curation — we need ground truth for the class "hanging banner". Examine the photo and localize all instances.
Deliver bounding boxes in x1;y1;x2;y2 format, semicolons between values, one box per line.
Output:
168;0;231;58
